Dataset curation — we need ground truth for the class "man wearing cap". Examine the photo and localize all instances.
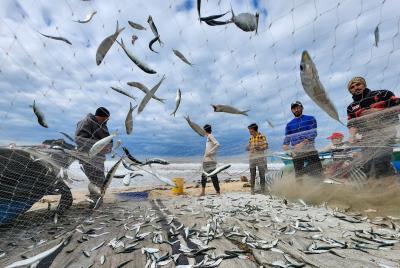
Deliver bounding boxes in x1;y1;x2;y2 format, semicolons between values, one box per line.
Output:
322;132;352;178
282;101;322;178
246;123;268;195
200;124;221;196
346;76;400;178
75;107;113;201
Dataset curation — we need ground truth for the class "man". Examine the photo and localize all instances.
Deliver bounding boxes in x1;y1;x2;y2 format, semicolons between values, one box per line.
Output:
200;124;220;196
282;101;322;178
246;123;268;195
75;107;113;201
346;76;400;178
321;132;352;178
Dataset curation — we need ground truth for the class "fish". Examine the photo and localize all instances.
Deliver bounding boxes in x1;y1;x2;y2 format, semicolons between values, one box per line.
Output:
31;100;48;128
231;10;259;33
123;174;131;186
197;0;201;18
172;49;192;66
126;81;166;103
202;164;231;177
200;12;230;22
116;260;133;268
74;11;97;23
147;166;175;186
149;36;160;53
100;255;106;265
122;147;144;165
90;241;105;251
138;75;166;114
96;21;124;65
266;119;274;128
374;25;379;47
184;116;206;137
89;132;117;158
144;158;170;165
114;139;122;150
59;132;75;143
147;16;163;45
300;51;341;123
102;157;123;194
83;250;90;257
128;20;146;30
125;102;137;135
171;88;181;117
110;86;137;100
38;32;72;45
116;39;157;74
212;104;249;116
204;19;231;26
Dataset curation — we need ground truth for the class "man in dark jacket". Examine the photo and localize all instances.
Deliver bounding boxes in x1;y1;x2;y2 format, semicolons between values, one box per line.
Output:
346;76;400;178
75;107;112;200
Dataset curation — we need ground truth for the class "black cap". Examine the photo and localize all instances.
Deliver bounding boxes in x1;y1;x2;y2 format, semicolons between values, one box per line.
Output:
203;124;212;133
95;107;110;117
248;123;258;131
291;101;303;109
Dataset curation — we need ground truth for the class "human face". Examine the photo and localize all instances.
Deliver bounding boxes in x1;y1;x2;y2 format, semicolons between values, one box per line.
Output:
96;116;109;124
249;128;257;137
331;138;343;145
291;105;303;117
349;82;365;96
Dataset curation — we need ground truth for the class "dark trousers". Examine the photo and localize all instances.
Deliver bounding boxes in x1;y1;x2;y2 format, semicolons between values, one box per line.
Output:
292;150;322;178
81;157;105;199
361;147;395;178
250;157;266;191
201;162;220;193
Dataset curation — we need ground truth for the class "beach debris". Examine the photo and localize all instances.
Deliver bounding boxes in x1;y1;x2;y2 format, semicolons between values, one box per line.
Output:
172;49;192;66
96;21;125;65
110;86;137;100
300;50;341;123
138;75;166;114
38;32;72;45
212;104;249;116
125;102;137;135
73;11;97;23
374;25;379;47
171;88;181;117
203;164;231;177
128;20;146;30
231;9;259;33
123;147;144;165
147;15;163;46
116;38;157;74
184;115;206;137
59;132;75;143
30;100;48;128
127;81;166;103
89;131;117;158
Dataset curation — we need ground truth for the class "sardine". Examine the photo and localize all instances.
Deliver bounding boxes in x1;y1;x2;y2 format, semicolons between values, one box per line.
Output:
374;25;379;47
31;100;48;128
123;147;143;165
90;241;105;251
172;49;192;66
125;102;137;135
138;75;166;114
266;119;274;128
123;174;131;186
116;39;157;74
231;10;259;33
110;86;137;100
147;16;163;45
170;88;181;117
202;164;231;177
100;255;106;265
102;157;123;194
89;132;117;158
200;12;230;22
38;32;72;45
197;0;201;18
300;51;341;123
96;21;125;65
128;21;146;30
184;115;206;137
127;81;166;103
144;158;170;165
149;36;160;53
116;260;133;268
114;139;122;150
212;104;249;116
74;11;97;23
59;132;75;143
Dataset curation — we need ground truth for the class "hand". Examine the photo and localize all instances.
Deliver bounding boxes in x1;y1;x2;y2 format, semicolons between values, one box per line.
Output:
360;108;381;116
282;144;289;151
294;142;304;151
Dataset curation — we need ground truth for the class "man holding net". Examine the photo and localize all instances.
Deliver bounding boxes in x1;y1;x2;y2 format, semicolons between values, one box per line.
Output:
282;101;323;179
75;107;113;202
346;76;400;179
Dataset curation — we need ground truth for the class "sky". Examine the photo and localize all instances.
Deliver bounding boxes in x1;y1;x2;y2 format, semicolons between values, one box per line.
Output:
0;0;399;159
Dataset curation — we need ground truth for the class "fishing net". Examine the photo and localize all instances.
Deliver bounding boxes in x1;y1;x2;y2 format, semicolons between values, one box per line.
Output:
0;0;400;265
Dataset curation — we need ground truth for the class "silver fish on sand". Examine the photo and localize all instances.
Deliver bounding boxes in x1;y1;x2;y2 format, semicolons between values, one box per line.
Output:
138;75;166;114
96;21;125;65
171;88;181;117
127;81;165;103
172;49;192;66
74;11;97;23
125;102;137;135
184;116;206;137
147;16;163;45
300;51;341;123
89;132;117;158
203;164;231;177
31;100;48;128
231;9;259;33
212;104;249;116
116;39;157;74
38;32;72;45
110;86;136;100
374;25;379;47
128;20;146;30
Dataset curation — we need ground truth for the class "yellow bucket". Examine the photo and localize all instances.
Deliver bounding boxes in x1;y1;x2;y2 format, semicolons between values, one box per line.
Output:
171;178;185;195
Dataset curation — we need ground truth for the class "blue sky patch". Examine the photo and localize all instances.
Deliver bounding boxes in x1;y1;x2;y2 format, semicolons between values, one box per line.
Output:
176;0;194;12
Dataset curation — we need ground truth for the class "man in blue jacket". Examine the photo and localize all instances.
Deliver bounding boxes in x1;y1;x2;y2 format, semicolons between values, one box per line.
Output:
282;101;322;178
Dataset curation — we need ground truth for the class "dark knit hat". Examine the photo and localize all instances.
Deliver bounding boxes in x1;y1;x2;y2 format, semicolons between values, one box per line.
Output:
248;123;258;131
203;124;212;133
95;107;110;117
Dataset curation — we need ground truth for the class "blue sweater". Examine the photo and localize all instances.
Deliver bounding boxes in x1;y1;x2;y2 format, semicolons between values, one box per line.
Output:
283;114;317;146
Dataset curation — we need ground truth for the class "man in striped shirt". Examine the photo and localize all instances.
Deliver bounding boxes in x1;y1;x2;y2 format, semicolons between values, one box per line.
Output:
247;123;268;195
